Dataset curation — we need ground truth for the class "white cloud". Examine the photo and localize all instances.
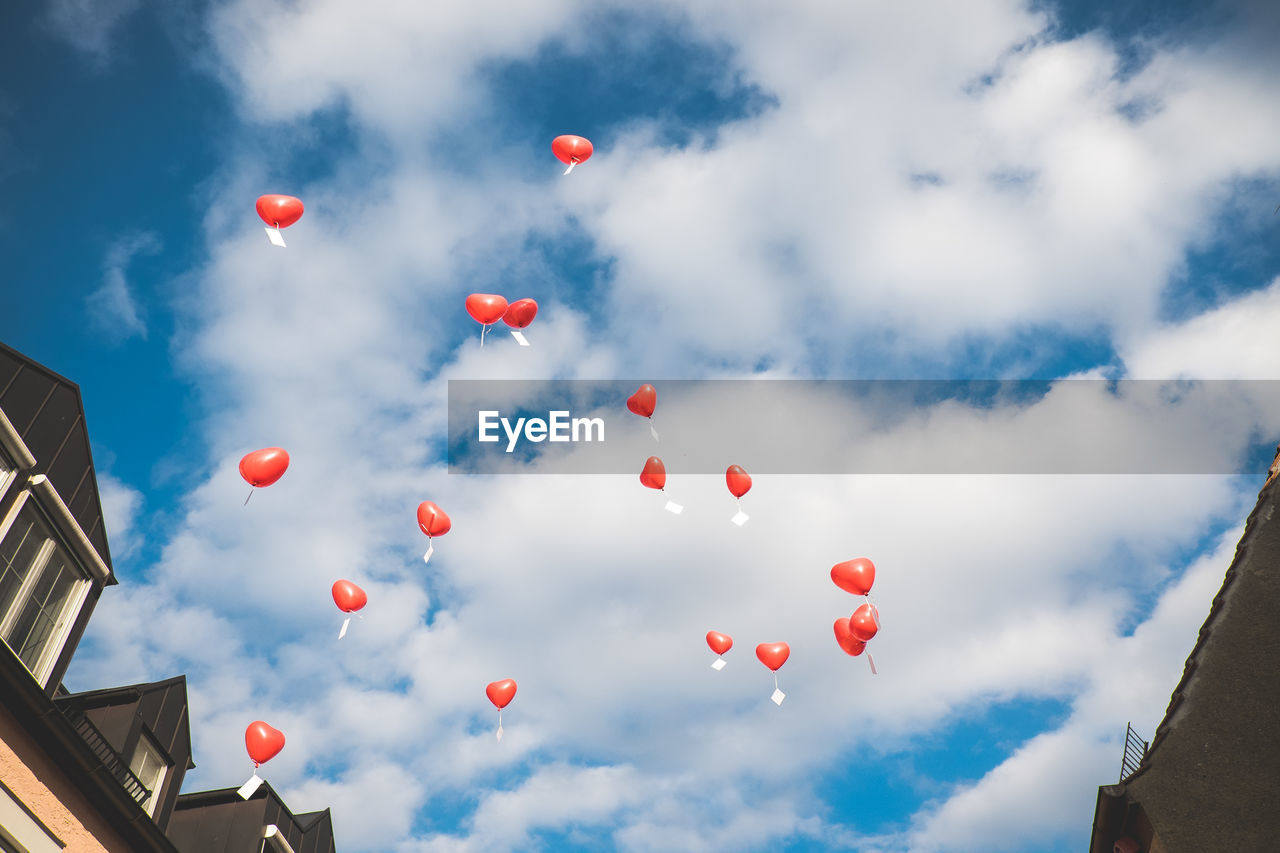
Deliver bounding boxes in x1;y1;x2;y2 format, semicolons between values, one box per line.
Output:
1120;277;1280;378
904;521;1245;852
95;472;144;561
86;232;160;343
65;1;1280;851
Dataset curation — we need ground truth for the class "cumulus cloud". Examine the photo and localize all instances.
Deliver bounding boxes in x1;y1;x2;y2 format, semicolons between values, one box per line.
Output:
1120;276;1280;378
65;0;1280;851
95;472;144;560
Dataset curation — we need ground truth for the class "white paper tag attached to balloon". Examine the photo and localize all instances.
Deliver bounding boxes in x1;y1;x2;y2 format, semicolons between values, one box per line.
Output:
423;542;434;564
265;227;286;248
496;724;504;742
649;424;660;442
511;330;529;346
664;500;683;514
771;688;786;706
339;617;351;639
711;657;726;671
731;511;749;527
237;772;263;800
868;652;877;675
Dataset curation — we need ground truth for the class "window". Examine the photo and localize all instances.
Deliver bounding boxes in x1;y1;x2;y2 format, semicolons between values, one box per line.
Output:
0;782;63;852
128;731;168;817
0;500;90;685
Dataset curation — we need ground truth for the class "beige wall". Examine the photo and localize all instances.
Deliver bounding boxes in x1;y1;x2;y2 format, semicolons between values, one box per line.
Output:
0;702;134;853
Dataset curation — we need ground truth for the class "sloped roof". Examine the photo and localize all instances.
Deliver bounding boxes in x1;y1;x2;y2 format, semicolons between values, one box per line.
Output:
56;675;197;771
0;341;114;578
168;782;337;853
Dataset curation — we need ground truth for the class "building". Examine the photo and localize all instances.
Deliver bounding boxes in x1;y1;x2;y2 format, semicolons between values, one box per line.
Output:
0;342;335;852
167;785;336;853
1087;449;1280;852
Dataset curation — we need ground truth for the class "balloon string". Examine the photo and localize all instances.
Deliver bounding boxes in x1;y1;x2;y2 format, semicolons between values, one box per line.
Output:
244;488;254;506
774;672;779;691
480;325;488;347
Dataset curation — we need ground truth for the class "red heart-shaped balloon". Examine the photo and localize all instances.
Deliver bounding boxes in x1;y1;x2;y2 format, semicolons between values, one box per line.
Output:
627;384;656;418
639;456;666;490
755;642;790;671
706;631;733;656
725;464;752;498
551;135;593;165
465;293;509;325
255;194;304;229
833;618;866;656
849;603;880;642
245;720;285;766
417;501;451;537
486;679;517;709
831;558;875;596
332;579;367;613
239;448;290;487
503;298;538;329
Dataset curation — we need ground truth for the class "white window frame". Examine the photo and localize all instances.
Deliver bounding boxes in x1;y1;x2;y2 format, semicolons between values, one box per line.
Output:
128;730;169;818
0;783;64;853
0;405;35;504
0;491;94;688
0;451;14;507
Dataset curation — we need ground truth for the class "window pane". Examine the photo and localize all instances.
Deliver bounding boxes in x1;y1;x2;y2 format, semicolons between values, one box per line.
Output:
129;734;167;817
0;512;44;617
7;551;80;672
0;503;88;679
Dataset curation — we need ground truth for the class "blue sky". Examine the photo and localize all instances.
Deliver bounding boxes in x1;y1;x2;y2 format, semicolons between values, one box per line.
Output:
2;0;1279;851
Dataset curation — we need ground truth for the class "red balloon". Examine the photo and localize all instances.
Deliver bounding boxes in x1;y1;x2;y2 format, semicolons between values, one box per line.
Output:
849;603;880;642
833;618;867;656
627;384;656;418
831;558;875;596
551;135;593;166
244;720;285;766
756;642;790;671
332;580;367;613
486;679;517;709
417;501;451;537
706;631;733;656
725;465;752;498
639;456;666;490
239;448;290;487
503;298;538;329
466;294;509;325
255;195;304;229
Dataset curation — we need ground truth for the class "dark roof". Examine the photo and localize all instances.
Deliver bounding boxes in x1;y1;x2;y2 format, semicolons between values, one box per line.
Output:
56;675;197;770
55;675;197;832
0;642;181;851
168;783;337;853
1088;447;1280;851
0;340;113;578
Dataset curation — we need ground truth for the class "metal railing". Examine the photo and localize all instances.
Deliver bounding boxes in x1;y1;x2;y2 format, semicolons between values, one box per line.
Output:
61;706;152;807
1120;721;1149;781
